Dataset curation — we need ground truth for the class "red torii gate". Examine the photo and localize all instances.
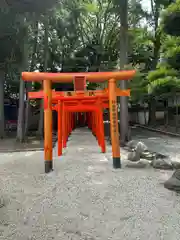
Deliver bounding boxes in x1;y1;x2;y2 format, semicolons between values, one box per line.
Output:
22;70;136;173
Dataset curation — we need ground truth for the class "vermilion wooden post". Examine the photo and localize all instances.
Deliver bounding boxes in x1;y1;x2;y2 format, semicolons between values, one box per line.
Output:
88;113;90;129
72;113;74;130
96;112;99;141
68;113;71;135
68;113;71;134
70;113;72;132
92;112;94;135
90;112;93;130
90;112;92;130
90;113;92;129
74;113;77;128
85;113;88;125
74;113;76;129
67;112;69;138
57;100;62;156
67;113;69;140
43;79;53;173
68;113;70;135
62;104;67;148
109;79;121;168
96;112;100;145
93;112;96;136
98;108;106;153
78;112;81;126
87;113;90;128
95;112;97;138
65;112;67;144
69;113;71;132
72;113;75;129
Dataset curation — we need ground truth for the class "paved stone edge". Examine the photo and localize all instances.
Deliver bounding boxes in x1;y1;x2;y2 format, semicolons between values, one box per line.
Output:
0;148;44;153
135;124;180;138
0;138;57;153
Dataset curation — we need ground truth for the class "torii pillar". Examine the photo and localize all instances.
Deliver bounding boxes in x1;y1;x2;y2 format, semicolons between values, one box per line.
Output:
43;79;53;173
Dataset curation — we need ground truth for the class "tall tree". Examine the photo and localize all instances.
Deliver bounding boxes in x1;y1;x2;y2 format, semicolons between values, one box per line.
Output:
0;7;23;138
16;20;29;142
37;17;49;137
24;19;39;136
119;0;129;144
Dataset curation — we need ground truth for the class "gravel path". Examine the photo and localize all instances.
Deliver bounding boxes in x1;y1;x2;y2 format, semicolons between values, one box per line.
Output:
0;128;180;240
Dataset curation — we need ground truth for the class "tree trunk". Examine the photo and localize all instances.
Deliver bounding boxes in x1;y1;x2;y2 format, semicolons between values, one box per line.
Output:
16;24;28;142
17;80;25;142
119;0;129;145
24;20;39;137
24;83;31;137
148;1;161;125
144;105;147;125
37;17;49;137
0;71;5;138
148;98;156;126
37;105;44;138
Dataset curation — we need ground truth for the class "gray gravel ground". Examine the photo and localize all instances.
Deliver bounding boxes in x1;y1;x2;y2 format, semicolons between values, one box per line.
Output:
0;127;180;240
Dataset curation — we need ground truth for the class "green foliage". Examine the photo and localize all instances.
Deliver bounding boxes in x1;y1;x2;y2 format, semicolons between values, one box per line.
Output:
128;28;154;70
0;8;24;67
128;0;149;26
148;76;180;96
129;72;148;102
147;66;179;96
4;0;58;14
1;0;179;104
161;36;180;70
162;0;180;36
161;35;180;53
147;66;178;82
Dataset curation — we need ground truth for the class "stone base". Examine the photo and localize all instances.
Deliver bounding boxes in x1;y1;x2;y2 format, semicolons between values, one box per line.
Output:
45;161;53;173
113;157;121;169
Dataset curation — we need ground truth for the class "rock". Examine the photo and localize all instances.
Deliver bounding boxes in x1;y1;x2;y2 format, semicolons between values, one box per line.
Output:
156;153;167;159
126;159;151;168
126;140;138;150
123;146;131;151
152;156;173;170
172;161;180;170
164;170;180;192
127;151;140;162
126;140;148;154
135;142;148;154
141;151;156;161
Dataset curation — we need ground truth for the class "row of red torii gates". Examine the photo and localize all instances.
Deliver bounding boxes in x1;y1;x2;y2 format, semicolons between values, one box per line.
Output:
22;70;136;173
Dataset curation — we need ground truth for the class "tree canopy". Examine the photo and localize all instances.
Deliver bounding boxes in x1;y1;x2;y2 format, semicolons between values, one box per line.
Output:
162;0;180;36
1;0;180;138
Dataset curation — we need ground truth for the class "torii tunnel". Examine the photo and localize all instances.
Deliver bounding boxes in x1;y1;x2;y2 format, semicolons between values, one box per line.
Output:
22;70;136;173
